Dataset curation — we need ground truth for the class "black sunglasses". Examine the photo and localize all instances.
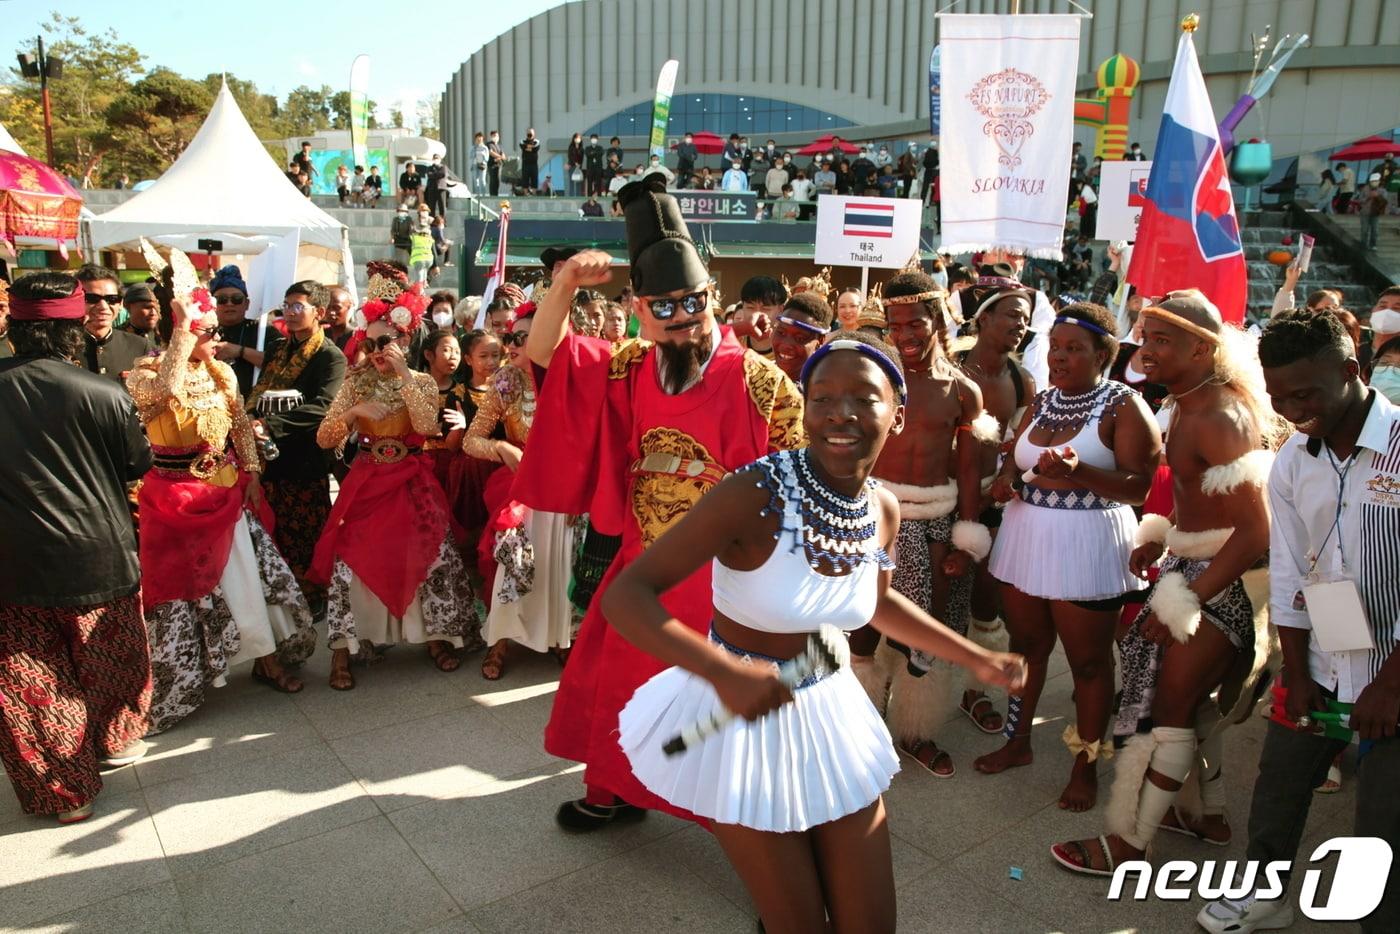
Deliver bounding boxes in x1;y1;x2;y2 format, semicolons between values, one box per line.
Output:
367;334;404;351
215;295;247;306
647;290;708;320
84;293;121;306
502;332;527;347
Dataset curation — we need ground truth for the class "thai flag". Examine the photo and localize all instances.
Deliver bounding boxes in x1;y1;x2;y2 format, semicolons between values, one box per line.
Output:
843;201;895;238
1125;30;1247;324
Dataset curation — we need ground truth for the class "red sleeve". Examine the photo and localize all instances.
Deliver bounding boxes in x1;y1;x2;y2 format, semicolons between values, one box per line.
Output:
512;334;633;532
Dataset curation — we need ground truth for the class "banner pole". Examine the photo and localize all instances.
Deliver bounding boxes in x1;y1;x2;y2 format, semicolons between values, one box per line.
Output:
861;265;869;300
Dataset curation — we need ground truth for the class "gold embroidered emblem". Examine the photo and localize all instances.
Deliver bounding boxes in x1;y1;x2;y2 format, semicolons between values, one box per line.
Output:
743;351;805;451
609;338;652;380
632;428;718;547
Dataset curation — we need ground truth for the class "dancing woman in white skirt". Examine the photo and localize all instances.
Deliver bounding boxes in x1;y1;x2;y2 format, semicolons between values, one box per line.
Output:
606;334;1026;934
974;302;1163;813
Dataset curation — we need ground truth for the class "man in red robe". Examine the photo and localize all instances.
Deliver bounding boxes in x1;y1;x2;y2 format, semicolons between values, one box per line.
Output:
517;173;805;831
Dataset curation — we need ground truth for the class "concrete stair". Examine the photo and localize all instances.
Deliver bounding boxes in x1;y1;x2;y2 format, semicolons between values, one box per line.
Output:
1241;210;1375;321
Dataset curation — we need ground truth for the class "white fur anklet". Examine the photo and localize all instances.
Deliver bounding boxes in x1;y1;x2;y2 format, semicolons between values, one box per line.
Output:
951;520;993;563
1134;513;1172;548
1149;572;1201;643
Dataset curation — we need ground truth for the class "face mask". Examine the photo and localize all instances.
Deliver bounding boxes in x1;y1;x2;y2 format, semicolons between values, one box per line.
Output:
1372;309;1400;335
591;139;598;144
1371;366;1400;404
432;310;454;329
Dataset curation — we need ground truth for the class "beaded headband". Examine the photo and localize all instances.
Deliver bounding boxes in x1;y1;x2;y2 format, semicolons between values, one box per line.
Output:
1053;314;1112;337
1140;305;1222;344
776;314;828;338
883;288;947;307
799;339;907;404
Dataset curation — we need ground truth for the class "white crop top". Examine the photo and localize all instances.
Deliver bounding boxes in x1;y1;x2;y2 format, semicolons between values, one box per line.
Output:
712;451;888;634
1015;380;1136;474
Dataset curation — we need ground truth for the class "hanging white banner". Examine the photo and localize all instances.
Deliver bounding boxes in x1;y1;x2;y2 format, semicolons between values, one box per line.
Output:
936;14;1081;259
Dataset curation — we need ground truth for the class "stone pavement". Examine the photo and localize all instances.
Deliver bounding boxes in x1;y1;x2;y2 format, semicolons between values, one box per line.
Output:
1;638;1359;934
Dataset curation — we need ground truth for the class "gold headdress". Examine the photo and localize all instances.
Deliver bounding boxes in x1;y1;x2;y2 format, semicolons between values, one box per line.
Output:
792;267;833;303
364;260;408;304
856;283;886;330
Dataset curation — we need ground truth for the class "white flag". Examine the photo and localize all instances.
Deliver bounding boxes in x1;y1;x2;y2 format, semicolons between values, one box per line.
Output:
937;14;1081;259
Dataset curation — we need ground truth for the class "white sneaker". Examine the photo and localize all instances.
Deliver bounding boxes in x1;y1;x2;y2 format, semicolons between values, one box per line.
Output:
1197;894;1295;933
101;738;149;768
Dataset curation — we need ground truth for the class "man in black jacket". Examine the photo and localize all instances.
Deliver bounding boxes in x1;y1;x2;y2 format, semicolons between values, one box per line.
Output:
0;271;154;823
584;134;605;196
424;153;449;217
487;131;505;196
77;264;151;384
675;132;698;186
248;281;347;614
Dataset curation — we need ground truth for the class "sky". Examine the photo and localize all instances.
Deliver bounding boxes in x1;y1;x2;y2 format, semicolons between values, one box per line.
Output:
0;0;564;129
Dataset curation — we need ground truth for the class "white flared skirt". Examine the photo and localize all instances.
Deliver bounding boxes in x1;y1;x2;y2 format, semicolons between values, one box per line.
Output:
618;665;900;833
224;514;302;672
988;498;1146;602
483;509;575;652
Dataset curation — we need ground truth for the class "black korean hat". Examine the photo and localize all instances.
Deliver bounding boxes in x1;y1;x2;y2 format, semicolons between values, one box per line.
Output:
618;172;709;296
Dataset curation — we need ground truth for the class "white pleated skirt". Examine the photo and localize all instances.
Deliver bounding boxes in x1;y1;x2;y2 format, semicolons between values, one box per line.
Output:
988;498;1146;602
618;665;900;833
483;508;575;652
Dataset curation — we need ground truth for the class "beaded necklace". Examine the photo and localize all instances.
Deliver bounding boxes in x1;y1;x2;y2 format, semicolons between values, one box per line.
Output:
1035;379;1114;434
774;449;894;573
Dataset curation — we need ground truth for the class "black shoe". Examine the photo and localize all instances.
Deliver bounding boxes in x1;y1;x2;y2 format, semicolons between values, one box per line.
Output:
554;797;646;833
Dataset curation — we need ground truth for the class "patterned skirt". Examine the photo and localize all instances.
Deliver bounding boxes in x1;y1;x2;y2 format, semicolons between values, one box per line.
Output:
1113;553;1256;738
146;512;316;734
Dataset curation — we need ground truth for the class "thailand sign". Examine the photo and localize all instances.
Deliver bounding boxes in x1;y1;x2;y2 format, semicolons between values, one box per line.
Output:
814;195;922;268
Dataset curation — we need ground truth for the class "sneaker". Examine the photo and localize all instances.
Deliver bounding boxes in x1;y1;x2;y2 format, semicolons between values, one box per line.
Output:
101;739;149;768
57;803;94;824
1197;894;1295;933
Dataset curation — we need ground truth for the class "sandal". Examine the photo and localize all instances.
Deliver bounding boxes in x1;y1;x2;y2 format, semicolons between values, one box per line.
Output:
1158;805;1231;846
427;642;461;673
1050;835;1119;878
329;653;355;691
960;693;1004;735
1315;763;1342;795
900;739;955;778
481;641;508;681
253;662;304;694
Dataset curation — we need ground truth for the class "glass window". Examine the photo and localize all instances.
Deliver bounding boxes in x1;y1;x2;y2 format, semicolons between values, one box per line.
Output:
585;93;854;137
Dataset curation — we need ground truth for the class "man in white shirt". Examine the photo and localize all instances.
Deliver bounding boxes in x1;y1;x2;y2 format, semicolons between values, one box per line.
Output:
1198;308;1400;934
721;161;748;193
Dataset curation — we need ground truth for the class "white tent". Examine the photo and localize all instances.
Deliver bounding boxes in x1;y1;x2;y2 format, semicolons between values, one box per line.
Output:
85;81;353;291
0;121;27;156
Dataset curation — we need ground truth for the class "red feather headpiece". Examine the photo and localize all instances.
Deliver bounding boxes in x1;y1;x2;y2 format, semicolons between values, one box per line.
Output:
363;281;429;333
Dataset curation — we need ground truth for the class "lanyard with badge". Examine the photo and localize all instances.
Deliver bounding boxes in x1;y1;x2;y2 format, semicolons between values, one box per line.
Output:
1297;447;1375;653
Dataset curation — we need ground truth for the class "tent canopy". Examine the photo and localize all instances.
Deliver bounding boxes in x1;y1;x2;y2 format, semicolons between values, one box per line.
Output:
1330;135;1400;162
86;81;346;252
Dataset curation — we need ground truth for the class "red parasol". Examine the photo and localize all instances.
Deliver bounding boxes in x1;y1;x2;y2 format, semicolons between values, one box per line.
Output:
798;134;860;156
669;130;726;155
0;150;83;254
1329;135;1400;162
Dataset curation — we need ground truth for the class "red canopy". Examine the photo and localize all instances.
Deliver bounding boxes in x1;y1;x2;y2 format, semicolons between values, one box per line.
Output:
669;130;726;155
0;150;83;250
1329;135;1400;162
798;134;860;156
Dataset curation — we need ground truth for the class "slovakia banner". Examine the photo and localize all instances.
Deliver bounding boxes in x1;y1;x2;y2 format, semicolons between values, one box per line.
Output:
1125;30;1246;323
937;14;1080;259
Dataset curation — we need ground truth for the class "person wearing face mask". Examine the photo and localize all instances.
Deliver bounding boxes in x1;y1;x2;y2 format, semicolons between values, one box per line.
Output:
645;153;674;186
722;160;748;192
247;281;348;616
875;144;893;168
519;129;541;194
851;149;877;193
1370;335;1400;403
486;131;505;196
1125;141;1146;162
675;132;698;186
470;132;489;195
311;278;481;690
514;173;805;831
584;134;605;196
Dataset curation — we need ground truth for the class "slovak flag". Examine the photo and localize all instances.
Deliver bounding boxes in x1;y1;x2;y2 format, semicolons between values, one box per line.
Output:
1125;30;1247;324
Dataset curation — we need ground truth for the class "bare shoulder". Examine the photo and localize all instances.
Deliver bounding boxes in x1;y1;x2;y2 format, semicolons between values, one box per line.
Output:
1189;398;1260;464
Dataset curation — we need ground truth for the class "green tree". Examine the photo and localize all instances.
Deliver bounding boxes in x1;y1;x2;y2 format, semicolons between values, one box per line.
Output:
106;68;213;176
277;84;335;138
416;93;441;140
4;12;144;185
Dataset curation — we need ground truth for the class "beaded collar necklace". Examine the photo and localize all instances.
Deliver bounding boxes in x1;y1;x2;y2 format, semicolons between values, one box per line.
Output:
1037;379;1112;433
791;449;893;573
